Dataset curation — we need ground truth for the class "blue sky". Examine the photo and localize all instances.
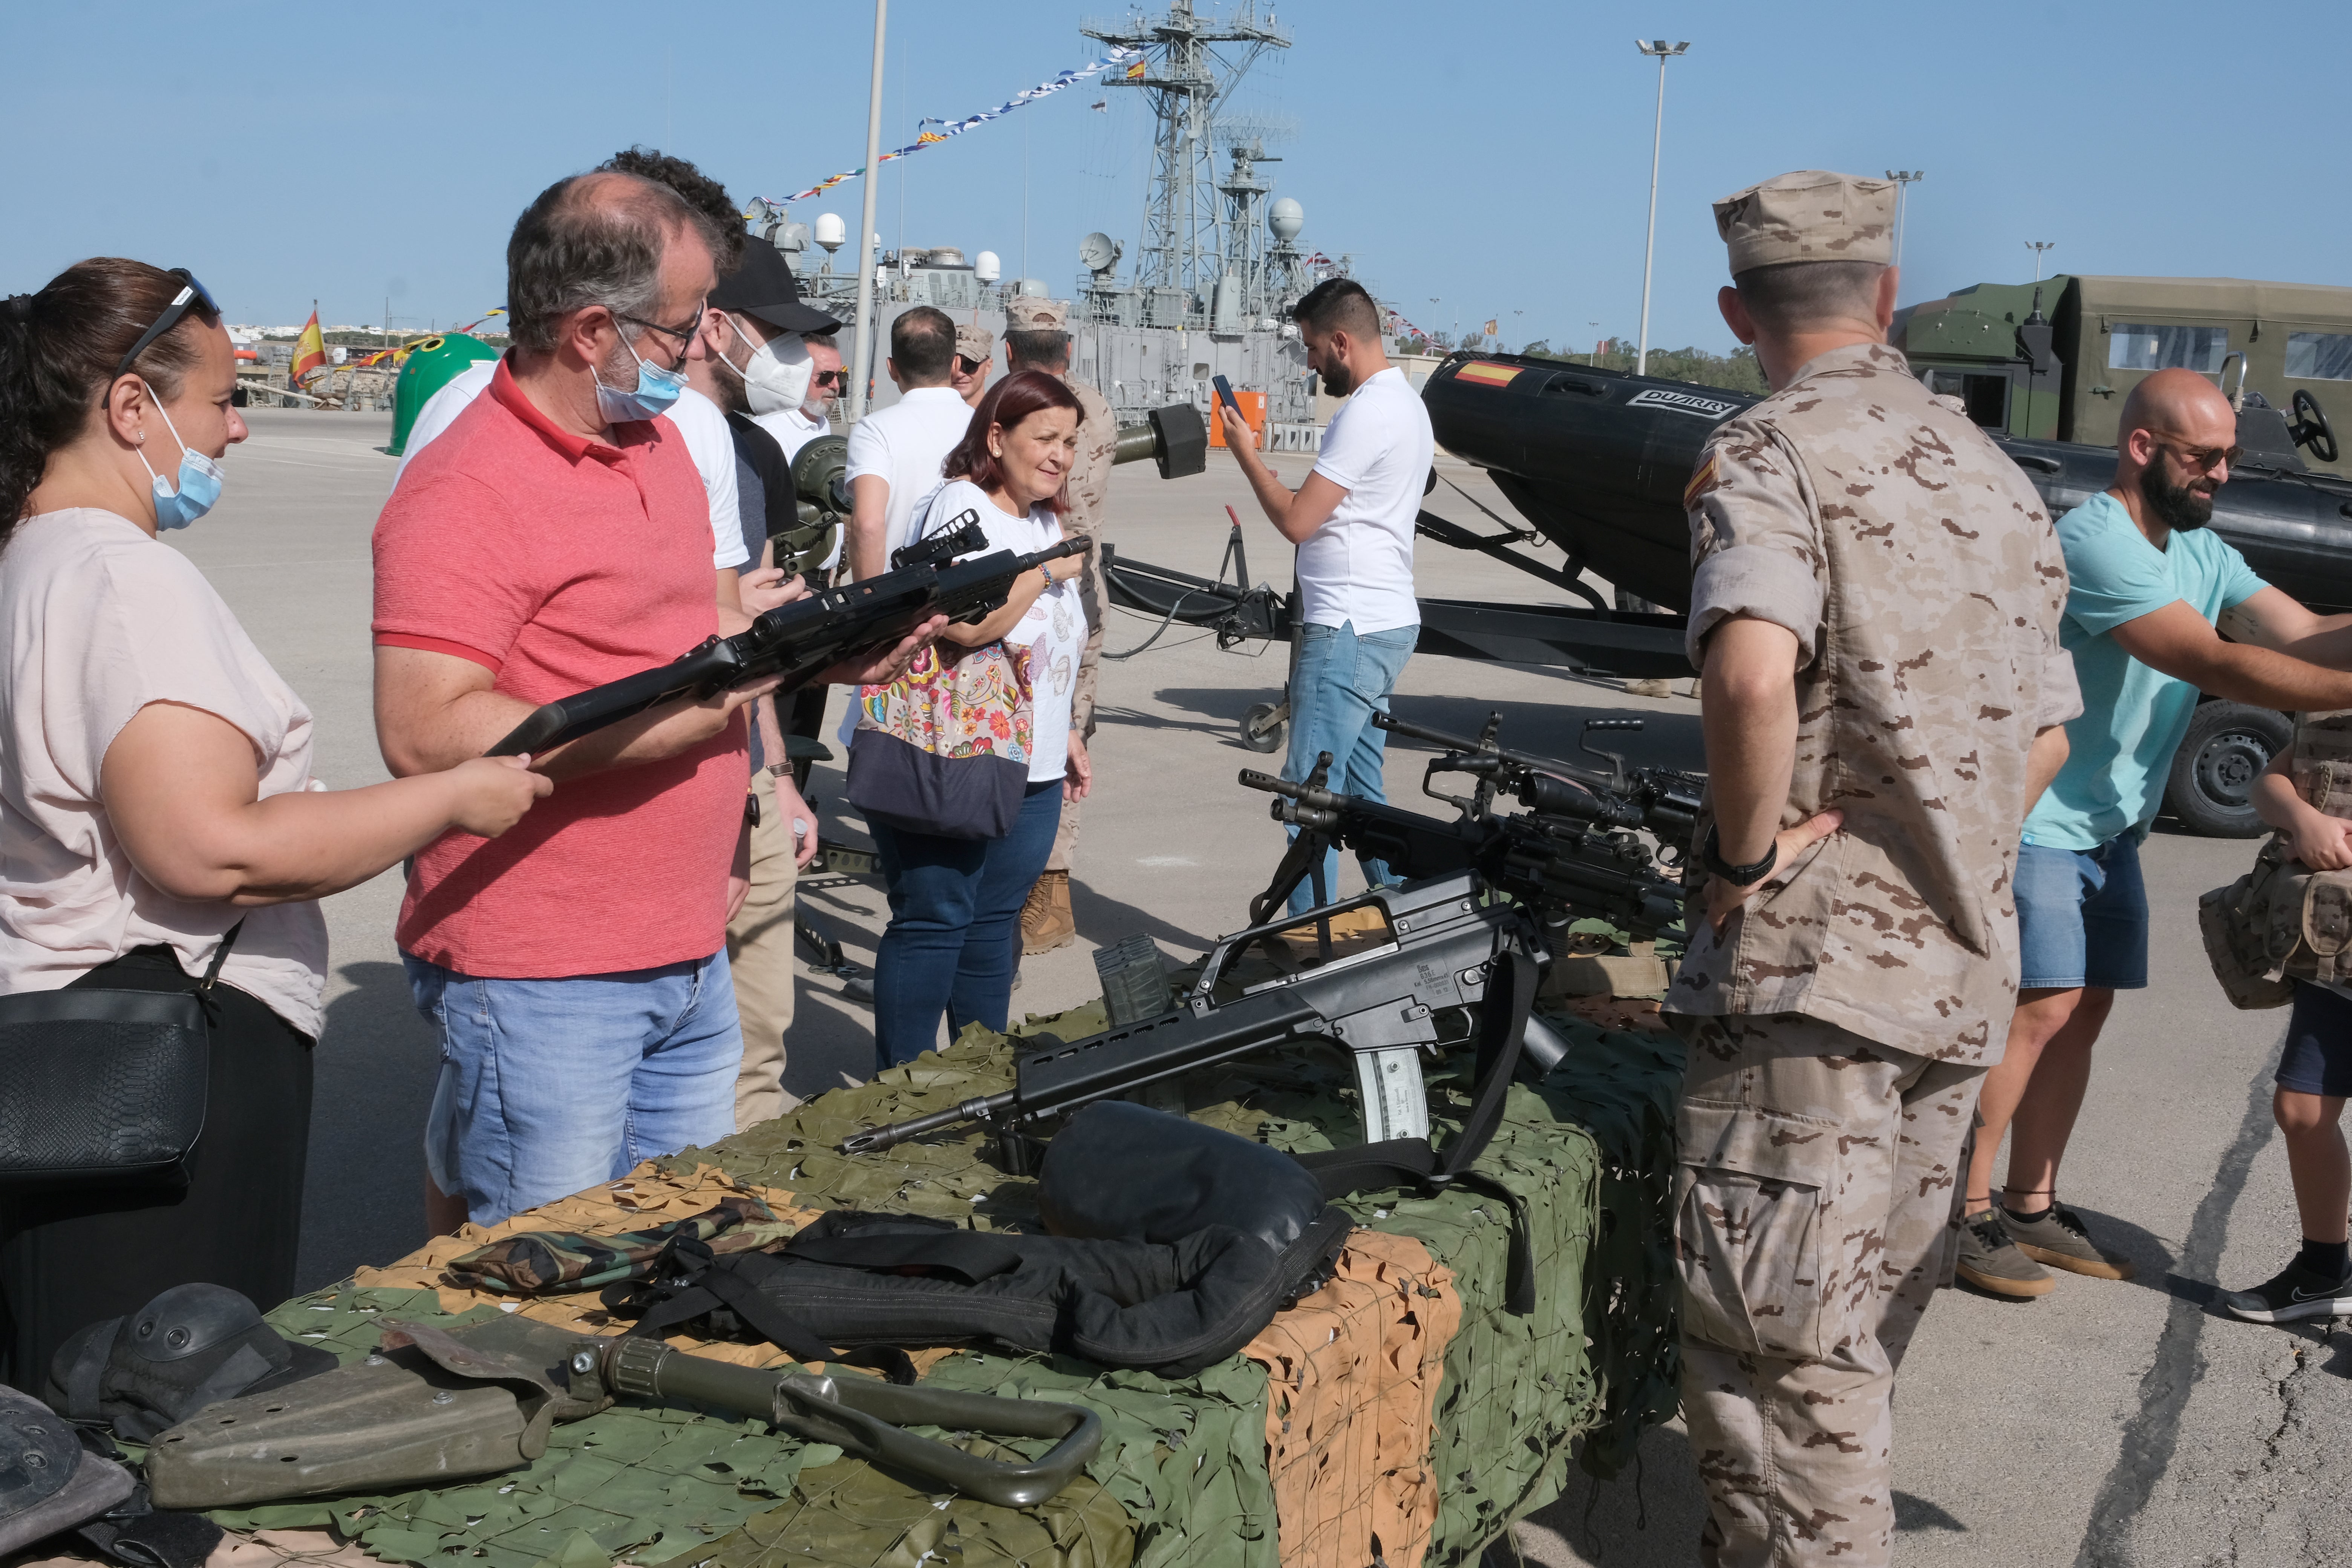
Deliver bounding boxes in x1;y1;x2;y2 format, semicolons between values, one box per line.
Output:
8;0;2347;351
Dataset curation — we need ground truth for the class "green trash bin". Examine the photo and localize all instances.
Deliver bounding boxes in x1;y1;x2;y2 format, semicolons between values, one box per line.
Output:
388;333;502;457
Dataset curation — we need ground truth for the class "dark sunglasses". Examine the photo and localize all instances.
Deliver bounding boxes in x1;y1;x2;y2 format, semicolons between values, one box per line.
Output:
2158;436;2240;473
113;268;220;382
811;368;844;388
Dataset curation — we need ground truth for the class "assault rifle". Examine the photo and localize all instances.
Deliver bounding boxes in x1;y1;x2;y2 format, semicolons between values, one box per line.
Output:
840;869;1569;1168
487;515;1089;757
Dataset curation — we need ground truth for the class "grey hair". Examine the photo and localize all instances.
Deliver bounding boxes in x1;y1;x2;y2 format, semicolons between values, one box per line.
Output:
505;171;702;354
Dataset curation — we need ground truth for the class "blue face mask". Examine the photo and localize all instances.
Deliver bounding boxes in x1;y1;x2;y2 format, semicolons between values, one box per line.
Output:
135;381;225;530
593;324;688;424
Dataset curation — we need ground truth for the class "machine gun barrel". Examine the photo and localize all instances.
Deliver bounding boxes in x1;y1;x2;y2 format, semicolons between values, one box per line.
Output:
485;526;1087;757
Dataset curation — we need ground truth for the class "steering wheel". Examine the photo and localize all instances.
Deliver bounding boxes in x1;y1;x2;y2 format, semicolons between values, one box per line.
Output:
2291;388;2339;465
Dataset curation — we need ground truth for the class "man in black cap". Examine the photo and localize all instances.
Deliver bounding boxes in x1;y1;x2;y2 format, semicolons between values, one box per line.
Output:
687;236;844;1128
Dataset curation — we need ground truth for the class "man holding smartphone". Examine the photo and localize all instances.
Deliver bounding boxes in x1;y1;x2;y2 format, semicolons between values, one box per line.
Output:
1218;278;1430;913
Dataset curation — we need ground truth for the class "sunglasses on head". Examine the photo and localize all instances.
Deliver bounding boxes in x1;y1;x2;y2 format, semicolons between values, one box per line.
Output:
112;268;220;383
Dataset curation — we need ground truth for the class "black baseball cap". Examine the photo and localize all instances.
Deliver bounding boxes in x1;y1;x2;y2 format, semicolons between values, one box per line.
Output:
710;241;842;335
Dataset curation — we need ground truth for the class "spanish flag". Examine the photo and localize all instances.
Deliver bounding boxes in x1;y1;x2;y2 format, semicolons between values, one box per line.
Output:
1125;56;1146;80
291;305;327;387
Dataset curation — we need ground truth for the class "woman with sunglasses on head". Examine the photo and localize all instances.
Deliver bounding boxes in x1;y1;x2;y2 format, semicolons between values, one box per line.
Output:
0;259;551;1385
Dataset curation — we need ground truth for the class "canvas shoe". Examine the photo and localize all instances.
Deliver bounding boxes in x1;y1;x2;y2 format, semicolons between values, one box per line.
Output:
2004;1205;2136;1280
2219;1258;2352;1324
1956;1209;2054;1298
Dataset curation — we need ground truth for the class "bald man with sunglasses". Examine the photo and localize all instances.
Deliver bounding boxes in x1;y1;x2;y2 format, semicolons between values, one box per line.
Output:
1959;367;2352;1297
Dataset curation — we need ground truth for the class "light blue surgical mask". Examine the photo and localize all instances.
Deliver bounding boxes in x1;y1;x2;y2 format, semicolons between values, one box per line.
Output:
593;323;688;424
135;380;225;530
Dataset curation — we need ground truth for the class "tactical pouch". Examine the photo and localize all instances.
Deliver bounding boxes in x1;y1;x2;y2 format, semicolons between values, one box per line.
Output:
2199;833;2352;1009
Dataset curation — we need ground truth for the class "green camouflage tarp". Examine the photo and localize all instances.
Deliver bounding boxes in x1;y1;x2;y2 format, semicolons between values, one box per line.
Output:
213;992;1679;1568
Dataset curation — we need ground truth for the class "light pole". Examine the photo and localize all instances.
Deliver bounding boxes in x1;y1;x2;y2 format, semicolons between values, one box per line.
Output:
1428;297;1441;349
846;0;889;422
1588;320;1600;366
2026;240;2056;282
1513;308;1524;351
1634;39;1688;378
1885;170;1924;273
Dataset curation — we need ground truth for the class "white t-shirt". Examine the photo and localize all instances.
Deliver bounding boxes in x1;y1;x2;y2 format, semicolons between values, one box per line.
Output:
911;481;1084;782
397;361;748;570
0;510;331;1037
1300;366;1432;634
844;386;974;566
756;406;831;466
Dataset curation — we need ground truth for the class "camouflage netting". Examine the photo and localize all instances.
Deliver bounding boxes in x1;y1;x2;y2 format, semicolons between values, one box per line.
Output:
189;994;1680;1568
674;991;1684;1567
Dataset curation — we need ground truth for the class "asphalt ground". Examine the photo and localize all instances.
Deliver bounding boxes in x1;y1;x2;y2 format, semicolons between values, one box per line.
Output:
187;406;2347;1567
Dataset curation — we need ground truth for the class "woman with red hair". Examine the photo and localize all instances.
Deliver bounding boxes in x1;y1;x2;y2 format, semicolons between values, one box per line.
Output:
856;370;1090;1067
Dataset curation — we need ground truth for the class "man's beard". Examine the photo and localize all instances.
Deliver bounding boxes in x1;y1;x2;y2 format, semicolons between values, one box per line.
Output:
1318;359;1354;397
2137;463;2216;531
709;352;751;415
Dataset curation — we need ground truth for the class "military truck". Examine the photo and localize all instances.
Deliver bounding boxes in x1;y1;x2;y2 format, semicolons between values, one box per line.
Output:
1898;274;2347;476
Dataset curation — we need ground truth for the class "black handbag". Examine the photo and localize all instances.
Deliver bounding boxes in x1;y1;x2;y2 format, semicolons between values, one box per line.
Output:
0;924;240;1191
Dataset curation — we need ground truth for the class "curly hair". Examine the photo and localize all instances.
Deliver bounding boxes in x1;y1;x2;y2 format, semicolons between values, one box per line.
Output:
0;258;217;539
599;146;745;274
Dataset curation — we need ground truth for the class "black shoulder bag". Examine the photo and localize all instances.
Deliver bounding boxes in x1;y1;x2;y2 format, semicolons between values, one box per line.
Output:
0;924;241;1190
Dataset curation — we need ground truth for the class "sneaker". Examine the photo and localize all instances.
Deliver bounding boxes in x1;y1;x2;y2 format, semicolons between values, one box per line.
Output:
1956;1209;2054;1298
2219;1258;2352;1323
2004;1205;2136;1281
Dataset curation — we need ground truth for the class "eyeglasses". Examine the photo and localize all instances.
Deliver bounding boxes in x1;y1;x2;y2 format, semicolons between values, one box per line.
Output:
2157;435;2240;473
112;268;220;383
811;369;844;388
616;300;707;349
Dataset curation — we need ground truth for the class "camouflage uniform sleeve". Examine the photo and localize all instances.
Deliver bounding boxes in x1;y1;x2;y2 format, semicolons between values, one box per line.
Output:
1683;418;1826;667
2030;505;2084;729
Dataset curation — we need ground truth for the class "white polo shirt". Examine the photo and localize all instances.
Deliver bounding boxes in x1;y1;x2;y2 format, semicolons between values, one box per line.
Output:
844;386;974;566
1299;366;1430;634
756;406;831;466
395;362;748;570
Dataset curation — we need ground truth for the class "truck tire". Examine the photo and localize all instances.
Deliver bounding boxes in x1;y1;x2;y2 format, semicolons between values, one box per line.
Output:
2163;701;2290;838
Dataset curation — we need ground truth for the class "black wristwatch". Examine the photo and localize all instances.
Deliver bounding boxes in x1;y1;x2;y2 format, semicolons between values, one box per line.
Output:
1702;825;1778;887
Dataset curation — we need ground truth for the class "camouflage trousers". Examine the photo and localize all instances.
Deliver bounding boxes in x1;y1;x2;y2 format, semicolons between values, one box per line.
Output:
1669;1012;1984;1568
1045;522;1104;876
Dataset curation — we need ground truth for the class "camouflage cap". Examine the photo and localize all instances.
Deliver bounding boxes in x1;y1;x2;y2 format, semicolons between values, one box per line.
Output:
1712;170;1896;273
955;322;996;361
1004;297;1072;331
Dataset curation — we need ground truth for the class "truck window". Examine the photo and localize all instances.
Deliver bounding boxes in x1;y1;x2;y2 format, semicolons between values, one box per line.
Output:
2286;332;2352;381
1923;368;2011;428
2108;323;2228;373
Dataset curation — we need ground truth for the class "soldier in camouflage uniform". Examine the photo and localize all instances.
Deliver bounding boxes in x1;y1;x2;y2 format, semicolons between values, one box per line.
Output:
1663;171;2081;1567
1003;298;1118;953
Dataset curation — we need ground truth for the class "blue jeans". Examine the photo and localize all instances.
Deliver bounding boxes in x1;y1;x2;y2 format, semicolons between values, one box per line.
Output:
871;778;1063;1071
2014;832;2149;991
404;950;743;1226
1283;619;1418;914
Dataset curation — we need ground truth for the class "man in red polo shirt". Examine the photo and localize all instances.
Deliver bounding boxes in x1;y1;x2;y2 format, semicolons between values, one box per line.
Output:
371;170;928;1228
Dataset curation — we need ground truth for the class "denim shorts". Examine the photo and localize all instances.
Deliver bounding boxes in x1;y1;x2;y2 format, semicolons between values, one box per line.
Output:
2014;833;2149;991
2280;982;2352;1098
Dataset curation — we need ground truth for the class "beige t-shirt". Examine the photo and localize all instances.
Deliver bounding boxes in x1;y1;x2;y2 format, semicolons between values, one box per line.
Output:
0;509;329;1036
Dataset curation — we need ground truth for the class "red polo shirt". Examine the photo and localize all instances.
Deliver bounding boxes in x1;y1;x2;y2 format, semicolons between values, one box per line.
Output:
373;359;744;977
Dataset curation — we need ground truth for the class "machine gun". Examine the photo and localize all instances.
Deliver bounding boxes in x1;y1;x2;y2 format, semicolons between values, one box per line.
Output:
486;517;1089;756
1373;710;1705;857
841;870;1567;1169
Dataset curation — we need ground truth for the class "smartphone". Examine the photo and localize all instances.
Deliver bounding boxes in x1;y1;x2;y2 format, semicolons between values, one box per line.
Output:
1211;374;1243;416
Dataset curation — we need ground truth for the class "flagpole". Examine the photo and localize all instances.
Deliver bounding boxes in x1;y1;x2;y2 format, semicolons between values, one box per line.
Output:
847;0;888;425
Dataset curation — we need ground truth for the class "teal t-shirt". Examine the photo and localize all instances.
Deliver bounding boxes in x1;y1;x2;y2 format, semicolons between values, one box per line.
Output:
2022;491;2266;850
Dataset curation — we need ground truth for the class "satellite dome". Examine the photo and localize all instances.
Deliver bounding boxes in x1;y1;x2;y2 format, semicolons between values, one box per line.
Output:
812;212;847;251
1268;198;1304;241
974;250;1002;282
1079;231;1121;273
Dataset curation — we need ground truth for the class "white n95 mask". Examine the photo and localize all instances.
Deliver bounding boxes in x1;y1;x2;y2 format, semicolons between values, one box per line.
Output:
730;321;812;415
